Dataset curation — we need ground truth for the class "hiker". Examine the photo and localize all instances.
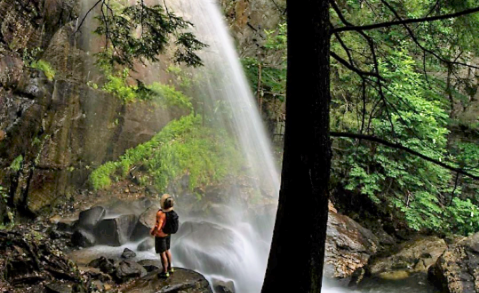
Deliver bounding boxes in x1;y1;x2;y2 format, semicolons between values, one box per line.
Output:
150;194;179;278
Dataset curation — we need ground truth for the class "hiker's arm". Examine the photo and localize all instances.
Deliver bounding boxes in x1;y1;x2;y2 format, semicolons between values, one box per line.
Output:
150;212;162;235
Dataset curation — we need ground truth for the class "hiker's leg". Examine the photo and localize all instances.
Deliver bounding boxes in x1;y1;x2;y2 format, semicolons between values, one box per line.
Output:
160;252;168;273
166;250;173;270
166;236;172;270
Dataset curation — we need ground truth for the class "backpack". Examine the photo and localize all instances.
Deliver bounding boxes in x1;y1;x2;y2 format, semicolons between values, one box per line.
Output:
162;210;179;234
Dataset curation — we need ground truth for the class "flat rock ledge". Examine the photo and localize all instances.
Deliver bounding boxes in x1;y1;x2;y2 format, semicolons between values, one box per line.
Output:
120;268;213;293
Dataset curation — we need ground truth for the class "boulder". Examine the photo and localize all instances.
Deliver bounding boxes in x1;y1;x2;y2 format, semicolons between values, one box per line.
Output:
368;236;447;279
325;210;380;279
137;237;154;251
130;204;160;241
213;279;235;293
94;214;137;246
119;268;212;292
137;259;163;272
115;260;147;283
428;233;479;293
71;229;96;248
75;206;106;230
88;257;117;276
121;248;137;259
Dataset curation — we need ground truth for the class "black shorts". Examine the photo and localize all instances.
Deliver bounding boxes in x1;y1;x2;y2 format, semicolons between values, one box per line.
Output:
155;236;171;253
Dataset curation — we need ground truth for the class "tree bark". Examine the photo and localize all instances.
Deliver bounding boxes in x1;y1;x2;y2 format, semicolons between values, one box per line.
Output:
261;0;331;292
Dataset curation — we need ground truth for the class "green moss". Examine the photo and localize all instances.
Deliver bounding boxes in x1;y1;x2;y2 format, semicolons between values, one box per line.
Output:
89;114;242;192
89;162;118;190
30;60;55;81
9;155;23;172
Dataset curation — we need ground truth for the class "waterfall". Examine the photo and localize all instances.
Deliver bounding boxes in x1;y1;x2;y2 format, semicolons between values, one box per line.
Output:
160;0;280;292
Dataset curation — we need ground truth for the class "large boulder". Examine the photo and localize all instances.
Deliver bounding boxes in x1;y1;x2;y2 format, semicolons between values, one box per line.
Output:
71;229;96;248
325;209;380;279
75;206;106;230
137;238;154;252
429;233;479;293
368;236;447;280
94;214;137;246
130;204;161;241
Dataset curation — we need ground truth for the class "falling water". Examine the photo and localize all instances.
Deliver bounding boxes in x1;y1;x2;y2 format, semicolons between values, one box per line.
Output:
160;0;280;292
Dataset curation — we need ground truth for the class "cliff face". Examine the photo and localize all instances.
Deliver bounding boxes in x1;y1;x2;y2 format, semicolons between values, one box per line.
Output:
0;0;184;219
219;0;285;57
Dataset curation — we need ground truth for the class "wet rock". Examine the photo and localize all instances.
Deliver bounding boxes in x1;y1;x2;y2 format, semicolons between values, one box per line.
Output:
325;210;380;279
121;248;137;259
368;236;447;277
94;214;137;246
131;204;160;241
429;233;479;293
115;260;147;283
137;237;154;251
137;259;163;272
45;281;73;293
119;268;212;292
213;279;235;293
71;229;96;248
88;257;117;276
76;206;106;230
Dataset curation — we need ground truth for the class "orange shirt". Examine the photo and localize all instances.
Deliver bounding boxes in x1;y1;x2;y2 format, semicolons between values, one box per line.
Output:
150;210;168;238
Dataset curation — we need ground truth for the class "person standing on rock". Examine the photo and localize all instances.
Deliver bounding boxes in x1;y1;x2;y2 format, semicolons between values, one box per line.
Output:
150;194;179;278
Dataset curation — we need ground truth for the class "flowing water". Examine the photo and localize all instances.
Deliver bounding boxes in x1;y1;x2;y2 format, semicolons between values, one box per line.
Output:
75;1;435;293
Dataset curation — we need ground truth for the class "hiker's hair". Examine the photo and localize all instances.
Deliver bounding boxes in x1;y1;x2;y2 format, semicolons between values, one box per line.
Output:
164;197;174;209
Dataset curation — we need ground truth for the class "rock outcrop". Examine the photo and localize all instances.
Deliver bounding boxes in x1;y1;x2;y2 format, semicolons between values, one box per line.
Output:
325;207;380;279
367;236;447;280
429;233;479;293
0;0;188;218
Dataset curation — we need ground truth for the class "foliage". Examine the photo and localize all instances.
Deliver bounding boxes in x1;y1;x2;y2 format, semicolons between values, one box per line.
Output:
9;155;23;172
242;23;287;101
92;65;194;108
331;45;475;233
93;2;207;68
327;0;479;234
30;60;56;81
90;113;242;193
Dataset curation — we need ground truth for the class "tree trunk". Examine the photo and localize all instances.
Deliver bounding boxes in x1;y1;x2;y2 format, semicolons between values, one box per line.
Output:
261;0;331;292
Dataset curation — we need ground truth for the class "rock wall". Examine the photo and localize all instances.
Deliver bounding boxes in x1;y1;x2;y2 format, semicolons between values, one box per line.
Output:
0;0;186;218
219;0;285;58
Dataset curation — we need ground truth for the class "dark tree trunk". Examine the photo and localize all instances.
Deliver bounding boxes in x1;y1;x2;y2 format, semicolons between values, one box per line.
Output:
261;0;331;292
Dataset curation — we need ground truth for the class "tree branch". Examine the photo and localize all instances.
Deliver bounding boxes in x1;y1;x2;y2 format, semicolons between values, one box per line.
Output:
331;52;385;81
333;6;479;33
331;132;479;180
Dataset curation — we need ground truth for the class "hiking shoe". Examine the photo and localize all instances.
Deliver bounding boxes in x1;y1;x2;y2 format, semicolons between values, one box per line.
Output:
168;268;175;274
158;272;170;278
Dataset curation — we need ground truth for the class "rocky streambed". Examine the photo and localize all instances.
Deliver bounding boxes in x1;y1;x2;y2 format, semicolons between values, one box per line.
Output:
3;195;479;293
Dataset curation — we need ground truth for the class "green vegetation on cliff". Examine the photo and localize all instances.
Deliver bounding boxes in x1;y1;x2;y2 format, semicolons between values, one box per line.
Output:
90;114;241;193
89;85;241;193
30;60;56;81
